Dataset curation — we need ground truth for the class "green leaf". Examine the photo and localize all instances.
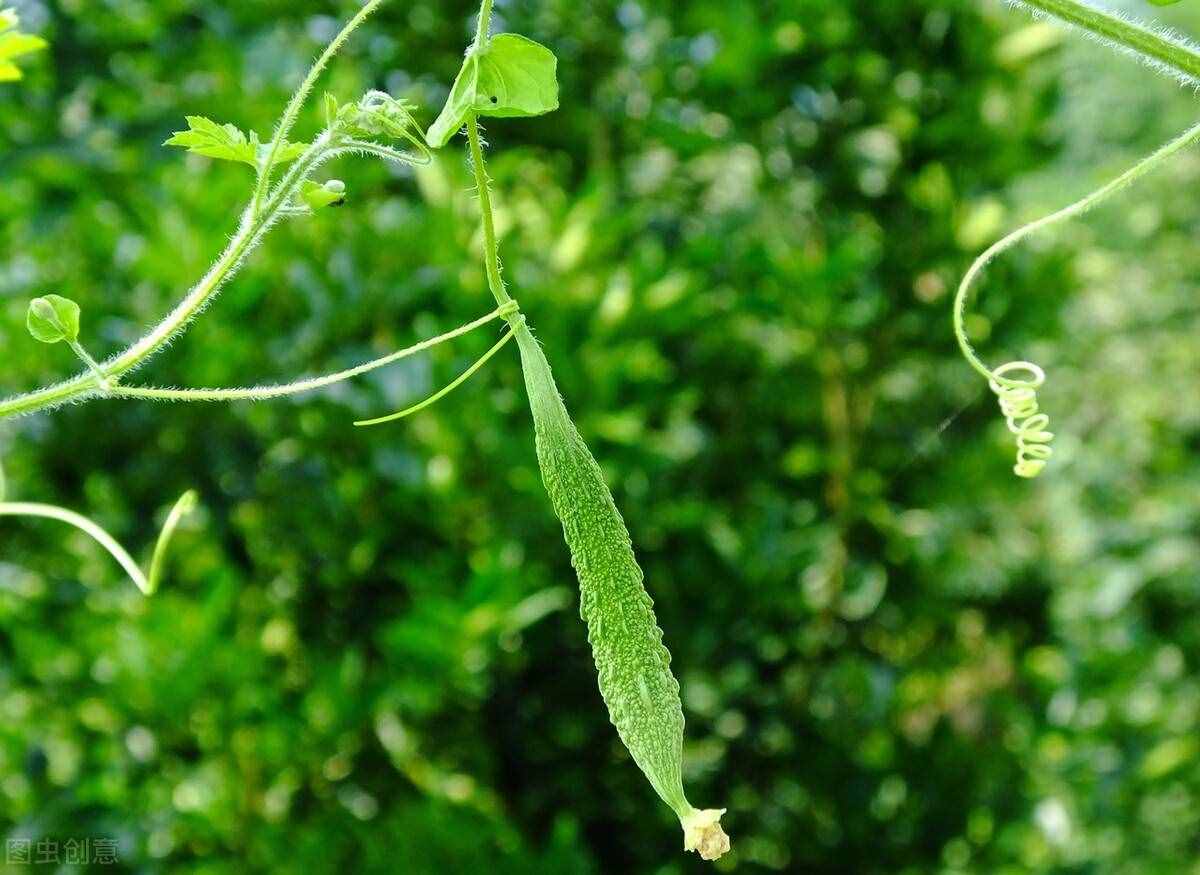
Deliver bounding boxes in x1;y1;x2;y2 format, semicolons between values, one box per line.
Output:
256;138;308;167
164;116;257;165
475;34;560;119
1147;0;1182;5
0;7;46;82
164;116;308;169
426;34;559;148
300;179;347;212
27;295;81;345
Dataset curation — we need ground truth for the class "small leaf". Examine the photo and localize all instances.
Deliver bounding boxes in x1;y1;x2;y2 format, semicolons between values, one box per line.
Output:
336;91;426;145
426;34;559;148
300;179;347;211
1147;0;1183;5
475;34;559;119
164;116;308;169
27;294;81;344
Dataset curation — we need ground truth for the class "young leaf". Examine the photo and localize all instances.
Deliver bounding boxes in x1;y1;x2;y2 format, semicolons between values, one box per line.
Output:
27;295;81;344
334;91;427;149
475;34;559;119
426;34;559;148
0;7;46;82
164;116;307;169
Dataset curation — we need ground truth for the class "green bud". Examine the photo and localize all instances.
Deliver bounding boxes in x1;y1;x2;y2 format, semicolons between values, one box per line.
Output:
300;179;348;211
26;294;81;344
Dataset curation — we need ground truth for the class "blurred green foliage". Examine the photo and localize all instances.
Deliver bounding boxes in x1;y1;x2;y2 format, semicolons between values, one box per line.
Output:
1;0;1199;872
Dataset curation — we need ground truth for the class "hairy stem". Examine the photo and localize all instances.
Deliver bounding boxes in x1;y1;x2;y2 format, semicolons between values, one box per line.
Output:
67;340;113;390
474;0;494;49
252;0;388;214
467;117;512;309
0;135;345;420
1012;0;1200;84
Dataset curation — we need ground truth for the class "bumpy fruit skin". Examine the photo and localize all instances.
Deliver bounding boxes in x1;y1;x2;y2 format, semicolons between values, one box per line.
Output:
514;318;729;860
515;319;688;811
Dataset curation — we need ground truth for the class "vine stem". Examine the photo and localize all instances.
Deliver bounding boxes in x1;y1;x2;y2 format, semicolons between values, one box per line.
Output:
0;136;334;420
467;117;513;309
252;0;389;214
465;0;509;311
0;5;394;423
474;0;494;49
1012;0;1200;84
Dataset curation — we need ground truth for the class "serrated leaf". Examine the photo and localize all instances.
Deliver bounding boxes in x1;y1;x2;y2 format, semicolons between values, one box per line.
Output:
426;34;559;148
27;295;80;344
256;138;308;167
164;116;257;165
164;116;308;169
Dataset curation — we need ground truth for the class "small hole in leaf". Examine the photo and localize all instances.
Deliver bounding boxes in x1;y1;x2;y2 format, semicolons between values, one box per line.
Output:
491;96;498;104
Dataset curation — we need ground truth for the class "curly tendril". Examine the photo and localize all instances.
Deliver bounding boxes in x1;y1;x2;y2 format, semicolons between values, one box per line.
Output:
954;117;1200;478
989;362;1053;479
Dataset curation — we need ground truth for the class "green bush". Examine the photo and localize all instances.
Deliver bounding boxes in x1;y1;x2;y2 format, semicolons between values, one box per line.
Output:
1;1;1198;872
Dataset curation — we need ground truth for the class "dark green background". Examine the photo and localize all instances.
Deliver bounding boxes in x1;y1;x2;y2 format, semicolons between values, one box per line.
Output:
2;0;1198;872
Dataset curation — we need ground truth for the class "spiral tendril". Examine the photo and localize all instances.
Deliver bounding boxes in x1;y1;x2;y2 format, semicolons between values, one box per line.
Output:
988;361;1053;479
953;118;1200;479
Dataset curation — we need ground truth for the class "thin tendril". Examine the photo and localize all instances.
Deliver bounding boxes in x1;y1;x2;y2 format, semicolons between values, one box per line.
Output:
953;118;1200;477
0;491;197;595
354;328;516;427
111;306;512;404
